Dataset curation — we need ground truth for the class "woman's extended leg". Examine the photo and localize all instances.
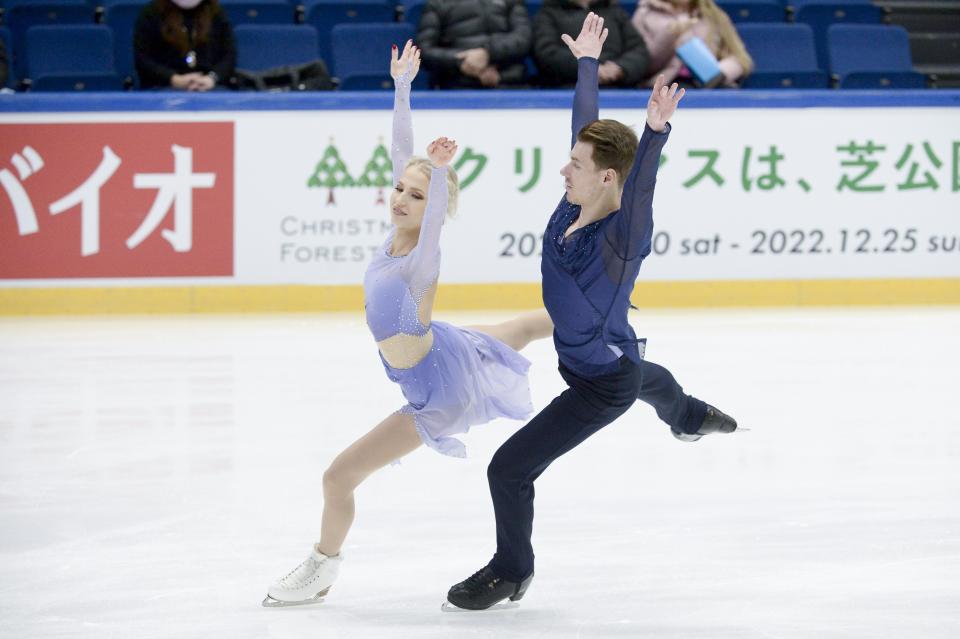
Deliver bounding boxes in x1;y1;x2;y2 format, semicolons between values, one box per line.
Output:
466;309;553;352
317;412;422;556
264;412;422;606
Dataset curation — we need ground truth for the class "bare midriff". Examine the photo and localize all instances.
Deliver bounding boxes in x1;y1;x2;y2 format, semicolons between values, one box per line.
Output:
377;330;435;369
376;281;437;369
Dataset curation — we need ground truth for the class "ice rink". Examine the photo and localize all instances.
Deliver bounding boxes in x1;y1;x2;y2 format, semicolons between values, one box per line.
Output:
1;308;958;638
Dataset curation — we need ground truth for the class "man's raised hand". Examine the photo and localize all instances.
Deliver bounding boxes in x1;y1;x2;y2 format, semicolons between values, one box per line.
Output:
561;12;608;60
646;74;685;132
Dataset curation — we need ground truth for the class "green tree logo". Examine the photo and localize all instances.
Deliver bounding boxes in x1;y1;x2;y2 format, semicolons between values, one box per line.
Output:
307;139;356;205
356;138;392;205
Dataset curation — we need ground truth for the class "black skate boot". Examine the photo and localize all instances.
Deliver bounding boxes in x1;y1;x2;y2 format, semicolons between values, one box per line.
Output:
445;566;533;611
672;405;737;442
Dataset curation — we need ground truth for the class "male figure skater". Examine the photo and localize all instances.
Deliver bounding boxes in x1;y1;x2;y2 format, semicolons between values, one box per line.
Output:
445;13;736;611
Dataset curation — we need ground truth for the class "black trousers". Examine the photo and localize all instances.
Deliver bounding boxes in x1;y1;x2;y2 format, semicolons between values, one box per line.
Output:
486;357;707;583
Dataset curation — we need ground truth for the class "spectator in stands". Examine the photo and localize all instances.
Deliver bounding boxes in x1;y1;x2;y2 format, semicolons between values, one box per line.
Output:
632;0;752;87
134;0;236;90
0;39;8;89
533;0;650;87
416;0;533;88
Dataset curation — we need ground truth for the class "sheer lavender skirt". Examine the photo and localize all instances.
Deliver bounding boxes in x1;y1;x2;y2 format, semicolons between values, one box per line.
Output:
380;320;534;458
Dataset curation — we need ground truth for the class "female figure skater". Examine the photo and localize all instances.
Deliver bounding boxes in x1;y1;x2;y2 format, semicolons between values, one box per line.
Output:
262;41;553;607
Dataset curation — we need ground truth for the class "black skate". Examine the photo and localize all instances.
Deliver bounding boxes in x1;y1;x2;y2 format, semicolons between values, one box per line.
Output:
672;405;737;442
443;567;533;611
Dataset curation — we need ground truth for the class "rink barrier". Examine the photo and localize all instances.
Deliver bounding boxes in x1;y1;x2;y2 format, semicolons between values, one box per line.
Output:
2;90;958;314
2;278;959;315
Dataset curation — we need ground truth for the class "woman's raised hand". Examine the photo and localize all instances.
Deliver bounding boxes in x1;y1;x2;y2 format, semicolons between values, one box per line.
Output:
390;39;421;81
427;137;458;168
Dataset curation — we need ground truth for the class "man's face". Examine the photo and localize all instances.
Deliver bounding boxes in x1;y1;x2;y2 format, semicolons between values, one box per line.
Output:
560;140;608;205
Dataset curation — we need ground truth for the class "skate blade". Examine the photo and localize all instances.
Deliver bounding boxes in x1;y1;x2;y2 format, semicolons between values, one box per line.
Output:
262;588;329;608
441;601;520;613
674;427;748;442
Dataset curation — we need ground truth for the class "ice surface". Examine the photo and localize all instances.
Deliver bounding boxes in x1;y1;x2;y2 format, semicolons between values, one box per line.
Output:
1;308;958;638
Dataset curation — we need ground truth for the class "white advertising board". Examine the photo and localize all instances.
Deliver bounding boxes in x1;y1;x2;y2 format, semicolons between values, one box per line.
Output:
2;105;958;288
237;106;960;285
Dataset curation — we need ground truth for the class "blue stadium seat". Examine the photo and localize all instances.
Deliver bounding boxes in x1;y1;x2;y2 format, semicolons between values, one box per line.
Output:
739;23;828;87
784;0;870;8
6;0;94;80
332;22;431;90
102;0;144;87
828;23;926;88
26;24;124;90
792;0;882;69
399;0;425;28
235;24;319;70
303;0;396;67
525;0;542;19
219;0;295;26
3;0;94;6
718;0;785;23
791;0;876;11
1;26;15;89
97;0;145;5
10;0;109;3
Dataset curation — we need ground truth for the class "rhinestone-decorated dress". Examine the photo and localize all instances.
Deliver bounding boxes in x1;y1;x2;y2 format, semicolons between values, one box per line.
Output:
360;70;533;458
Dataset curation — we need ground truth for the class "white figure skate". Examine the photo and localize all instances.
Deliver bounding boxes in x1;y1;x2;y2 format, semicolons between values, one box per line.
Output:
262;549;343;607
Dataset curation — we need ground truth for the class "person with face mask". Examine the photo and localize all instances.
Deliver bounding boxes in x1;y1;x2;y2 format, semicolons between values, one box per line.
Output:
261;41;555;608
134;0;236;90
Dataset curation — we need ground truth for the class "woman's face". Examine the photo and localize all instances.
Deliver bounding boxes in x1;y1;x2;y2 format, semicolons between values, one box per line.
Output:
390;166;430;231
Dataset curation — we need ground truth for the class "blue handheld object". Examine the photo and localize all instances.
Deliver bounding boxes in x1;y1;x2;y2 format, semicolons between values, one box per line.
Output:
676;37;723;86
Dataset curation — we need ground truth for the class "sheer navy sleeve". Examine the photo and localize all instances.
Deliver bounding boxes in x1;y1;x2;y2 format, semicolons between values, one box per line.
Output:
603;123;670;263
571;57;599;149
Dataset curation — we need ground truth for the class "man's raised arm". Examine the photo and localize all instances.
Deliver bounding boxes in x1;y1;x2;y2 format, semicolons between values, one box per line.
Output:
561;12;608;148
611;75;685;260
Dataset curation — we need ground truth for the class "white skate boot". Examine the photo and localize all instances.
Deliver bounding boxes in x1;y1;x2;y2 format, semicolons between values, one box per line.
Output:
262;548;343;607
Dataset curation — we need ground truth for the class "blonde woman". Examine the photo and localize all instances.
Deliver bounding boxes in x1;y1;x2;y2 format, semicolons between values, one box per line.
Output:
262;41;553;607
632;0;754;87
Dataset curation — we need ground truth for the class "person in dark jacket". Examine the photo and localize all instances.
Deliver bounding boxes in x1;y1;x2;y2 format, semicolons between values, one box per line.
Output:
534;0;650;87
416;0;533;89
134;0;236;90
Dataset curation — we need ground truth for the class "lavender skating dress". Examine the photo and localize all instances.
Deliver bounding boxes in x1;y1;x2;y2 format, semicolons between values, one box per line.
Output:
362;73;533;458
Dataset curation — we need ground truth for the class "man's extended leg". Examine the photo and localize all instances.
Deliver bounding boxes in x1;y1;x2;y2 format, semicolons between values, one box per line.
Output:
447;358;642;610
637;359;736;441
